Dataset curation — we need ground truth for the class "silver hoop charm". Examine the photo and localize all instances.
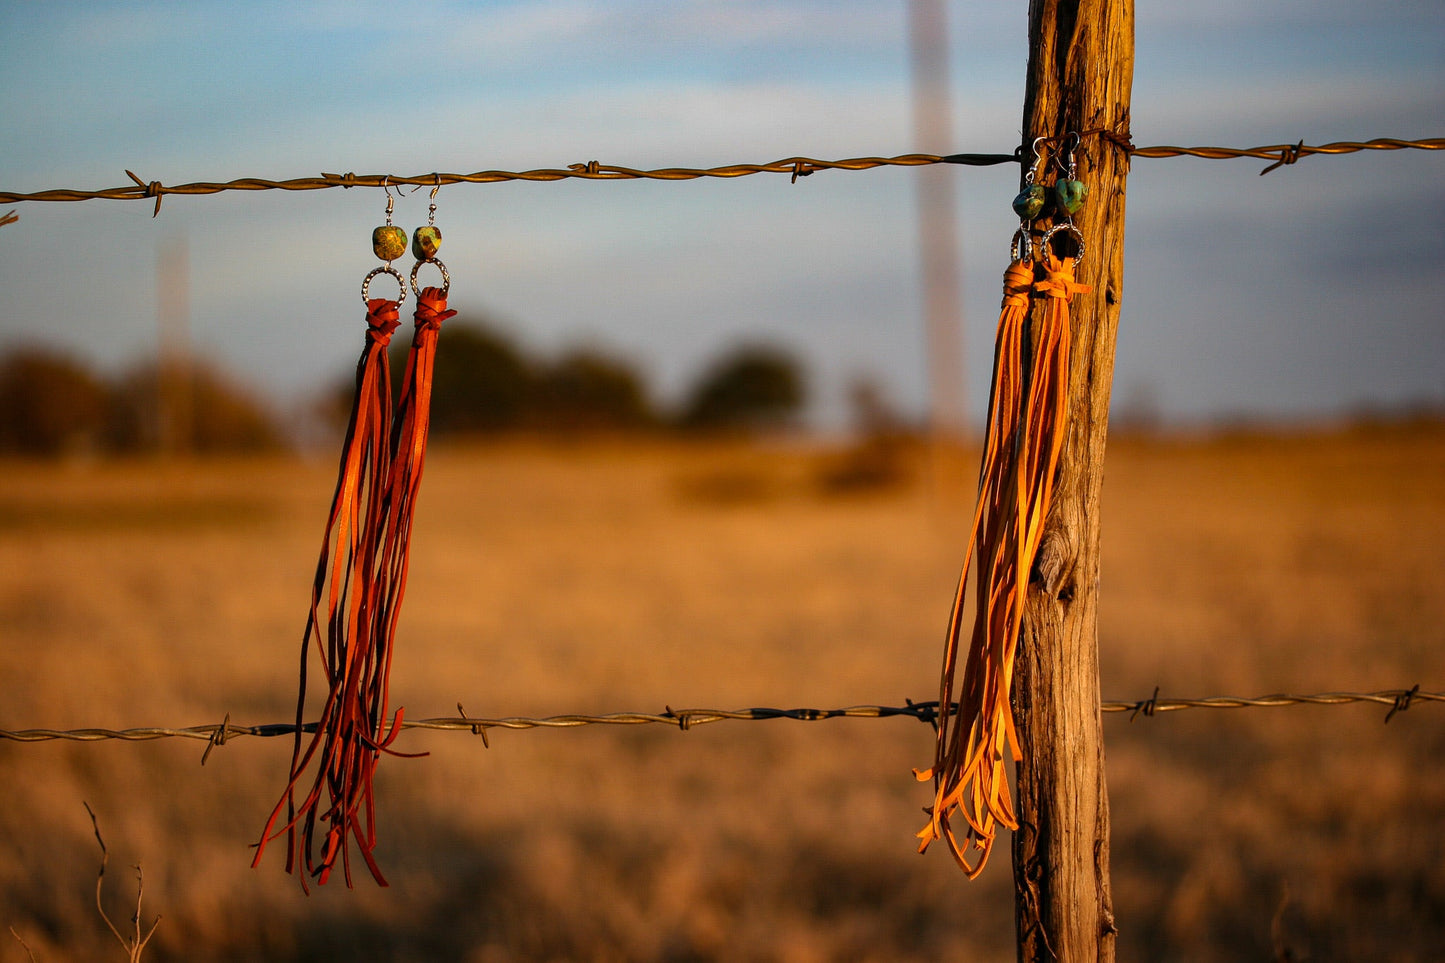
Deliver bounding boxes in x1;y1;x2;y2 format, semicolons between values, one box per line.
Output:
1039;222;1086;264
362;265;407;304
410;257;450;298
1010;227;1033;264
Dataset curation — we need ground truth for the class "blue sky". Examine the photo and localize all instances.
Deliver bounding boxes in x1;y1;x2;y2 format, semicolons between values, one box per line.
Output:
1;0;1442;428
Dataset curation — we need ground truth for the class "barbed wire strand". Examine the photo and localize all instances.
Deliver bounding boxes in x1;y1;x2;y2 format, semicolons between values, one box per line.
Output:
0;137;1439;219
0;689;1435;757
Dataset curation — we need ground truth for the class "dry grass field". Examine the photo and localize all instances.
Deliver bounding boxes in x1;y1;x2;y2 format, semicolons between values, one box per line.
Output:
1;427;1442;961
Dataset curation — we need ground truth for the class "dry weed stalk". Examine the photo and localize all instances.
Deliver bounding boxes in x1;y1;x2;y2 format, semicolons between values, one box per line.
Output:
9;926;38;962
83;802;160;962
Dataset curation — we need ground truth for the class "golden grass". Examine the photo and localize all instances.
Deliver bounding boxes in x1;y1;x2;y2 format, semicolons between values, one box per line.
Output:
1;429;1442;961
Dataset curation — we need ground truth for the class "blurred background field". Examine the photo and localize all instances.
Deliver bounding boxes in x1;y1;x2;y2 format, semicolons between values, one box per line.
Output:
1;421;1442;961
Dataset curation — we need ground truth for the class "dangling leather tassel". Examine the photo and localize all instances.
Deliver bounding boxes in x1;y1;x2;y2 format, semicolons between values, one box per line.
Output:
917;218;1090;877
253;279;404;889
916;130;1093;877
915;237;1034;876
253;194;415;889
296;277;454;889
364;196;454;764
369;272;455;729
320;232;454;884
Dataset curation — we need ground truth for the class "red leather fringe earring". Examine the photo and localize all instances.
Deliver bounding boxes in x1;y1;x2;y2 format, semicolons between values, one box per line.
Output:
917;135;1090;877
254;185;410;889
368;184;455;762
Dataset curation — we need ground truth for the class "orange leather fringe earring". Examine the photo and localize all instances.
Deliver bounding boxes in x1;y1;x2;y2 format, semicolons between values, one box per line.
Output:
916;135;1090;877
367;182;455;778
254;183;410;889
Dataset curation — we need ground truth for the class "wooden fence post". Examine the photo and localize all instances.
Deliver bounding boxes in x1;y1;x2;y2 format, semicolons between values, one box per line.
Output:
1012;1;1133;960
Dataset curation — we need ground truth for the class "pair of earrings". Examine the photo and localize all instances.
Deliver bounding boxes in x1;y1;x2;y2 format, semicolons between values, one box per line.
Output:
367;180;449;305
916;132;1093;879
1011;133;1089;232
256;179;458;890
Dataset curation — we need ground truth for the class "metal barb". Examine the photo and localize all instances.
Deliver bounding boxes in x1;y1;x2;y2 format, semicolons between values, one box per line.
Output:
665;705;694;731
125;170;165;216
200;712;230;766
1130;686;1161;722
1260;139;1307;176
456;703;490;747
1385;684;1420;723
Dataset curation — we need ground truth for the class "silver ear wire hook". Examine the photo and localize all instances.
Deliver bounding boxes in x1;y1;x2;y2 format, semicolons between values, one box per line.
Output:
408;173;448;298
1027;136;1046;184
1056;132;1080;179
365;175;408;304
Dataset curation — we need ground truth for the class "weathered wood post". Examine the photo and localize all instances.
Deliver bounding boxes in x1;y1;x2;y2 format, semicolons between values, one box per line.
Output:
1012;1;1133;960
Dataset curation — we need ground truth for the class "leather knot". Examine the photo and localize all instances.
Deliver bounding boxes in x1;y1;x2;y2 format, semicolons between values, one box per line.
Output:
365;299;402;344
414;288;457;331
1001;261;1035;308
1033;255;1091;301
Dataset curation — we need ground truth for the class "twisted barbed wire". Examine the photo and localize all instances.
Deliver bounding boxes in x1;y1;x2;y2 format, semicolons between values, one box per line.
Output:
0;688;1435;757
0;137;1439;218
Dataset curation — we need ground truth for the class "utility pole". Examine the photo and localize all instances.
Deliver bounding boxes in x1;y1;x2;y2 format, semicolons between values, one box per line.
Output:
157;235;192;455
908;0;965;440
1012;2;1133;960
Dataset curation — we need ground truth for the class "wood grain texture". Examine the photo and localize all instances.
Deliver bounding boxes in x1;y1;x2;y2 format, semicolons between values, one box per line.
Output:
1013;1;1133;960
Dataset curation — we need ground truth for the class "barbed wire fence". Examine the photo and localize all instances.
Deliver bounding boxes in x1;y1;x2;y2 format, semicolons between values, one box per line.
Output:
0;135;1440;219
1;688;1435;763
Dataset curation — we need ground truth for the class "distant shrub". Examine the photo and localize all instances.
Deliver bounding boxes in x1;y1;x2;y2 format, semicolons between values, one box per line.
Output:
107;360;284;453
391;321;536;434
329;325;810;439
679;345;805;431
0;347;283;457
534;350;654;432
335;321;657;438
0;347;111;456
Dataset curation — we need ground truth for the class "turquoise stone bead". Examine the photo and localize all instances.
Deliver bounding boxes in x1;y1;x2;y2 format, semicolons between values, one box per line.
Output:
1012;184;1047;220
412;226;442;261
372;226;407;262
1054;179;1089;215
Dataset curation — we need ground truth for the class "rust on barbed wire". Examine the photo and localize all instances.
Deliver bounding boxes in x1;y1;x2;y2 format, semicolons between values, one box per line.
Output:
0;688;1436;750
0;137;1439;215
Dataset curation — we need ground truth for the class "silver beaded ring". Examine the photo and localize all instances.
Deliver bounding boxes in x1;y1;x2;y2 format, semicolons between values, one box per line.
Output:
1010;226;1033;264
409;258;450;299
362;265;407;304
1039;222;1086;265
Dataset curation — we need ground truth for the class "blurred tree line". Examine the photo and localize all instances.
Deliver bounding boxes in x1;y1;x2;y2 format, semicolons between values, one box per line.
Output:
354;317;803;436
0;349;280;457
0;317;806;457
